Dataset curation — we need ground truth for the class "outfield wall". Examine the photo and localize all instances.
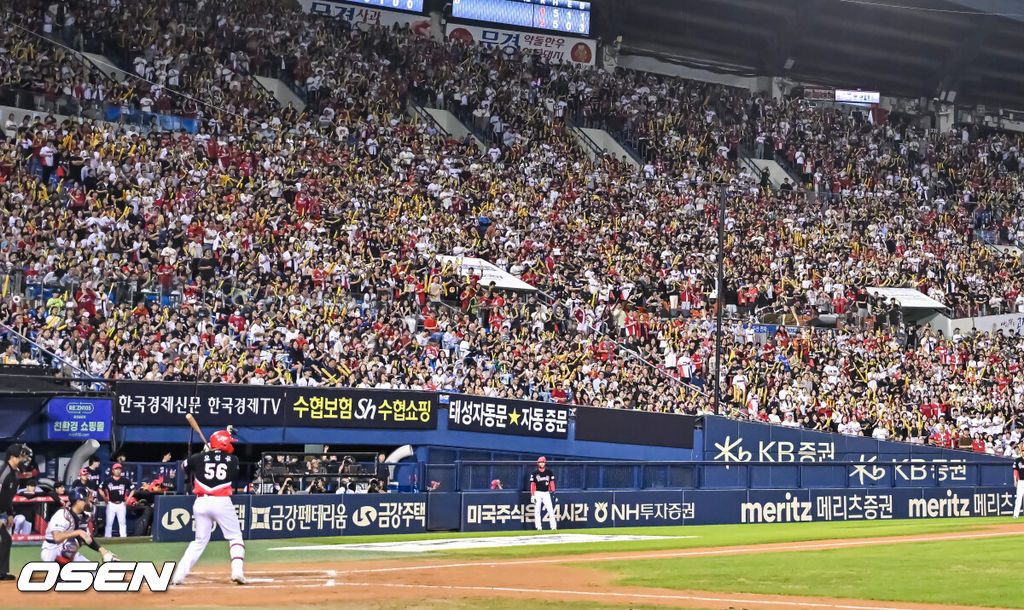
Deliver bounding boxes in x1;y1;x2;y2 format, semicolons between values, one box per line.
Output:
152;486;1016;542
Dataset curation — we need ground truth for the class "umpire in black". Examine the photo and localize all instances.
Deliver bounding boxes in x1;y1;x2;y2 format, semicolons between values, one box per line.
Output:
0;443;32;580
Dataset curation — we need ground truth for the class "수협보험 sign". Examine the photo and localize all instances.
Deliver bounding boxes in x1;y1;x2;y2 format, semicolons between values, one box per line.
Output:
47;397;111;440
285;388;436;428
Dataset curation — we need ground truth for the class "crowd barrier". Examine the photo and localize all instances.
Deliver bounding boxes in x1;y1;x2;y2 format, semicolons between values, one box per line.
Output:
702;416;993;462
444;459;1011;492
152;485;1017;541
8;387;997;471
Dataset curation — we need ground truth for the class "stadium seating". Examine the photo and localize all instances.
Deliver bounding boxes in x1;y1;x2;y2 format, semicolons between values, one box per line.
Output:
1;0;1022;457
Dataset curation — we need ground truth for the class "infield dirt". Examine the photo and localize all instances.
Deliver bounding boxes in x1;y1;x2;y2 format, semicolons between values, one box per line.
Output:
8;522;1024;609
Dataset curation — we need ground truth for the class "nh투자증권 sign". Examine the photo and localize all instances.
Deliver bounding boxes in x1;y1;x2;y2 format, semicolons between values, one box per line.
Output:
442;394;570;438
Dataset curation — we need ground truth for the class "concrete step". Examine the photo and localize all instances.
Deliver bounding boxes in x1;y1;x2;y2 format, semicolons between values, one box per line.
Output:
746;157;795;189
253;76;306;112
81;52;122;80
572;126;640;168
420;107;486;152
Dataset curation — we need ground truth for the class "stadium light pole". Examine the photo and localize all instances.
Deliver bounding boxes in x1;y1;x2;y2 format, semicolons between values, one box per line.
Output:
713;183;727;415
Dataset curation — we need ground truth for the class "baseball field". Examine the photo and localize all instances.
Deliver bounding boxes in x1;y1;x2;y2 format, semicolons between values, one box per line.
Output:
6;516;1024;609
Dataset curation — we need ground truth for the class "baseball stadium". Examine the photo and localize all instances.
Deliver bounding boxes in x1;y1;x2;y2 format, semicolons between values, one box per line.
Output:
3;0;1024;608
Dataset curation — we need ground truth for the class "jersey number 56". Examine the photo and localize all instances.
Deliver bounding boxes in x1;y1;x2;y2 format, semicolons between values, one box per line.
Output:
204;463;228;479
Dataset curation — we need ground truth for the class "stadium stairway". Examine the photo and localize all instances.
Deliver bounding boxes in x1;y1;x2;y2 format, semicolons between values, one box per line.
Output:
254;76;306;112
570;123;640;168
417;106;486;152
81;52;121;80
746;156;795;189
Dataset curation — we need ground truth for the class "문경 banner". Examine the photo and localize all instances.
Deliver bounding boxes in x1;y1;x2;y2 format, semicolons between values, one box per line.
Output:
115;382;436;429
441;393;570;439
445;22;596;66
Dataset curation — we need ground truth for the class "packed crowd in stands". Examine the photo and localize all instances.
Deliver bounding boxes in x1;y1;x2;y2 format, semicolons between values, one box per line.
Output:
1;0;1024;456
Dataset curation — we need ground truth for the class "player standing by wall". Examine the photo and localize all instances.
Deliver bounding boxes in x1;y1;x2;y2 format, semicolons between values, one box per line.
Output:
172;430;247;585
0;444;32;580
41;488;117;564
1013;443;1024;518
530;457;557;531
102;464;134;537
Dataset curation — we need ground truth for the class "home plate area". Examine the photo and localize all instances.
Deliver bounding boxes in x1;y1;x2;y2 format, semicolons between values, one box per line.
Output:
269;533;684;553
178;569;338;589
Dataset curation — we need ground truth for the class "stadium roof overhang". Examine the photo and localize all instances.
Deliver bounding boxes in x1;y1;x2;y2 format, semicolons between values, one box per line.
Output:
597;0;1024;109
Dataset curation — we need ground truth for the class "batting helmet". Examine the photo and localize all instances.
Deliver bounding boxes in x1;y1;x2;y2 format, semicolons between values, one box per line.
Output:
210;430;237;453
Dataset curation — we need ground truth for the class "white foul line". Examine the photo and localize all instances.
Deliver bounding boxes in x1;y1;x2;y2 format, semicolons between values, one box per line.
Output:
170;575;919;608
334;529;1024;576
332;581;918;610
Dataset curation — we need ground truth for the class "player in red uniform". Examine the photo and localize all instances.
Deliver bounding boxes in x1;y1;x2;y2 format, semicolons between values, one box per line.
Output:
172;430;247;585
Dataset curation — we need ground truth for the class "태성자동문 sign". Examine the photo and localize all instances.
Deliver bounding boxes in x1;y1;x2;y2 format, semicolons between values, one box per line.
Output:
441;393;570;438
115;382;436;429
47;397;112;440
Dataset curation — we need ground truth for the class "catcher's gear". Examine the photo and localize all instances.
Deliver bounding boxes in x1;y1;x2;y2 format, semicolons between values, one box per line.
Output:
209;430;237;453
6;443;33;472
57;538;80;565
68;486;93;506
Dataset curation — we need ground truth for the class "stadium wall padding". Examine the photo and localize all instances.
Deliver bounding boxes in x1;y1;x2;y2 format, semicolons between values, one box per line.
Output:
152;486;1017;541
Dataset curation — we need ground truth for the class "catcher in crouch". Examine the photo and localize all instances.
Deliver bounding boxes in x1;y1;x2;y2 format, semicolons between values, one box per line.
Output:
41;487;118;564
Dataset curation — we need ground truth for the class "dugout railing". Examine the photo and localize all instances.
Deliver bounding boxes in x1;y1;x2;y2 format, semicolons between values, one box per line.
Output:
435;459;1012;493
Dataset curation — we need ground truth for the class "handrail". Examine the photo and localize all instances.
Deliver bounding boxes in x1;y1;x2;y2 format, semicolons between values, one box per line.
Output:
0;322;102;384
409;99;450;138
455;458;1011;465
566;115;604;159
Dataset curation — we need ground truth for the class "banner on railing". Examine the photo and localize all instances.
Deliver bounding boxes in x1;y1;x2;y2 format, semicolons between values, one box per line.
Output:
102;107;199;133
153;493;427;542
441;393;570;439
115;382;437;429
702;415;994;463
445;22;596;66
575;407;696;448
46;397;111;440
461;486;1016;531
300;0;430;30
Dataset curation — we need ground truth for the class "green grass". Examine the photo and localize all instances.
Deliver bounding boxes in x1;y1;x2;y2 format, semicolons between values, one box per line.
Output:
592;534;1024;608
9;517;1020;609
8;516;1013;573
